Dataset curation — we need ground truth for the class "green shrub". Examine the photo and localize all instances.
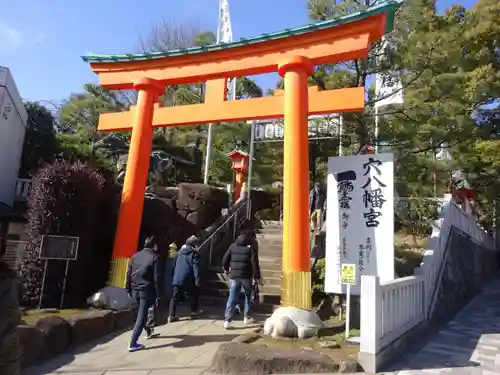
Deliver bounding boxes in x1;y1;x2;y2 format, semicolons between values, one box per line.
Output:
19;160;110;308
312;258;326;292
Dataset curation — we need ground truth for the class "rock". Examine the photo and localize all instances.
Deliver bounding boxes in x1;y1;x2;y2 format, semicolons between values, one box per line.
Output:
145;186;179;200
210;342;343;375
263;306;323;339
39;308;58;314
67;310;114;347
313;296;342;321
232;332;261;344
35;316;72;357
87;286;135;311
113;310;135;330
319;340;341;349
18;325;44;368
177;184;229;229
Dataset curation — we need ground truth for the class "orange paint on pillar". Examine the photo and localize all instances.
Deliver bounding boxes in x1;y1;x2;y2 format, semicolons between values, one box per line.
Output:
112;78;164;259
279;56;314;273
234;172;244;202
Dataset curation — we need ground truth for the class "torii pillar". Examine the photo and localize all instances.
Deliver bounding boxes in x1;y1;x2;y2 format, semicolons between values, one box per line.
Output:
279;56;314;309
109;78;163;286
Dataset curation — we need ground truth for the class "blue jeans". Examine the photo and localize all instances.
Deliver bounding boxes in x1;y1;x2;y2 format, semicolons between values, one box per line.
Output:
225;278;253;321
130;291;155;345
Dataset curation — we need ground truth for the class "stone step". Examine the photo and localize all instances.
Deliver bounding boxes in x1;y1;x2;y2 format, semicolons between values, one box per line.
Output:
258;241;283;250
256;228;283;237
261;269;282;278
204;279;282;293
200;287;281;305
258;247;282;256
199;294;277;313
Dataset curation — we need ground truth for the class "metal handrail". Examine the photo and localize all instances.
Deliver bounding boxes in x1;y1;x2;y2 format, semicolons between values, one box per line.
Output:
198;198;250;266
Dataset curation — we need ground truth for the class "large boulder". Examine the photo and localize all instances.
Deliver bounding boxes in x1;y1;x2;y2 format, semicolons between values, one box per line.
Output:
0;261;21;375
35;316;72;357
263;306;323;339
67;310;115;347
87;286;135;311
210;342;358;375
177;184;229;230
18;325;44;368
250;189;280;218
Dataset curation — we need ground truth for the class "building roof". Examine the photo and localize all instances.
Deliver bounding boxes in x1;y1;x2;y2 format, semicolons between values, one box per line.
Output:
82;0;402;64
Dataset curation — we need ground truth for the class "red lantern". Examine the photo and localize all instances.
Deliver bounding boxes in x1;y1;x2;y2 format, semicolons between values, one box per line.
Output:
227;150;249;173
364;145;375;154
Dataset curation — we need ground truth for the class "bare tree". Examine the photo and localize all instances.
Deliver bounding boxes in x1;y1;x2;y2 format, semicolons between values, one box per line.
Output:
137;19;205;53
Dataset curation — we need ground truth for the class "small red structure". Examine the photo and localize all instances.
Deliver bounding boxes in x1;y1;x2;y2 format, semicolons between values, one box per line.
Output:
228;150;249;201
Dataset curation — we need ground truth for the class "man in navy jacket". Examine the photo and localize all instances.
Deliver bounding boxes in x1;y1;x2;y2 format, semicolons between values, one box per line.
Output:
168;235;202;323
126;236;162;352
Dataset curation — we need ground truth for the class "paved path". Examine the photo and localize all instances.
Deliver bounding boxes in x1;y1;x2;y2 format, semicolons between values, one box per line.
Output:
22;311;261;375
384;279;500;375
22;280;500;375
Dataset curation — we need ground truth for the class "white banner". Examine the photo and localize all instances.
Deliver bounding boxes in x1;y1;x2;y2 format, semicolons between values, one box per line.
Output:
325;153;395;295
375;38;404;108
254;114;342;140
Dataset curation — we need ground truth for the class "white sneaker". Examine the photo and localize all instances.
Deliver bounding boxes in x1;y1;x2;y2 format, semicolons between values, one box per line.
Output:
223;320;233;330
244;317;254;325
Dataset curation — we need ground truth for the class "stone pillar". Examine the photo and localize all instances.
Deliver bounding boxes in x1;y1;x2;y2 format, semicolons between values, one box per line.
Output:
109;78;164;288
278;56;313;310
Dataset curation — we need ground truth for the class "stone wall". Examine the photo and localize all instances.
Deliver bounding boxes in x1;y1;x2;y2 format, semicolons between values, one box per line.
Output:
141;184;230;251
431;226;499;324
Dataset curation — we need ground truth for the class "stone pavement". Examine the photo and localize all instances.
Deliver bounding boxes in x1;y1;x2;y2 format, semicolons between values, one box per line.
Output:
21;279;500;375
22;310;262;375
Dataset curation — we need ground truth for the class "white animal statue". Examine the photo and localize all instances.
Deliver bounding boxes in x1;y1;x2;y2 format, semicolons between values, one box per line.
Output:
263;306;324;339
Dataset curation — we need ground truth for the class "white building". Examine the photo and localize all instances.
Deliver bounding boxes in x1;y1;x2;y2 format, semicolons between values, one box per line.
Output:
0;67;28;268
0;67;27;210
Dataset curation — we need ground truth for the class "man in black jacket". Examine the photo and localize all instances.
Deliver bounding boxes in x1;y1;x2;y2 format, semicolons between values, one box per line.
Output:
168;235;203;323
126;236;162;352
222;233;261;329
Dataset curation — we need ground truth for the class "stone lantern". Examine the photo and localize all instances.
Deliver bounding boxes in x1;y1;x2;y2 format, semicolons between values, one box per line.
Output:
228;150;249;202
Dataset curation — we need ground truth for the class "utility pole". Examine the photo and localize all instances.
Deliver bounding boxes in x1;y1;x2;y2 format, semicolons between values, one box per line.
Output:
204;0;237;184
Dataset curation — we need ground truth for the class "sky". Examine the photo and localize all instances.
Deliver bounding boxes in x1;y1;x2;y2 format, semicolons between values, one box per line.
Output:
0;0;477;103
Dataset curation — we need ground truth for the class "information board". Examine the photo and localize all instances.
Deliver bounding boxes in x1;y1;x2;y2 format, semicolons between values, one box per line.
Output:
341;264;356;285
39;235;79;260
325;153;394;295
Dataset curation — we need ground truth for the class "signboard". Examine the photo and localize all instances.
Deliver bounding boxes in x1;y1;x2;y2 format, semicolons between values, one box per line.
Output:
39;235;80;260
253;114;342;141
341;264;356;285
325;153;394;295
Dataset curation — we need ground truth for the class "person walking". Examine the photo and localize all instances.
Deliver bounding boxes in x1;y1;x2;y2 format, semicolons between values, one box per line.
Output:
309;182;326;233
168;235;203;323
125;236;163;352
222;233;262;329
235;220;259;315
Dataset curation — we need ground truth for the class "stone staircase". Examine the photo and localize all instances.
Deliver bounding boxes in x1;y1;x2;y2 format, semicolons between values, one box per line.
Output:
200;220;283;312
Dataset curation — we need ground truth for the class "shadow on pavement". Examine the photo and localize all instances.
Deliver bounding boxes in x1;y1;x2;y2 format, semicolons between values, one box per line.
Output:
144;333;240;350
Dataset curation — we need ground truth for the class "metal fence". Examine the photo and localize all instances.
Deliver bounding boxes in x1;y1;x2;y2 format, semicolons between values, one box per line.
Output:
198;198;251;266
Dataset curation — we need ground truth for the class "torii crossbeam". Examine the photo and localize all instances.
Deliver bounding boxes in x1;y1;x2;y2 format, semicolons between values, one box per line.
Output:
83;0;401;309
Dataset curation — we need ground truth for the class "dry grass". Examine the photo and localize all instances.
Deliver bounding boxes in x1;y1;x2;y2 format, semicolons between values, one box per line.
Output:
250;320;359;362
